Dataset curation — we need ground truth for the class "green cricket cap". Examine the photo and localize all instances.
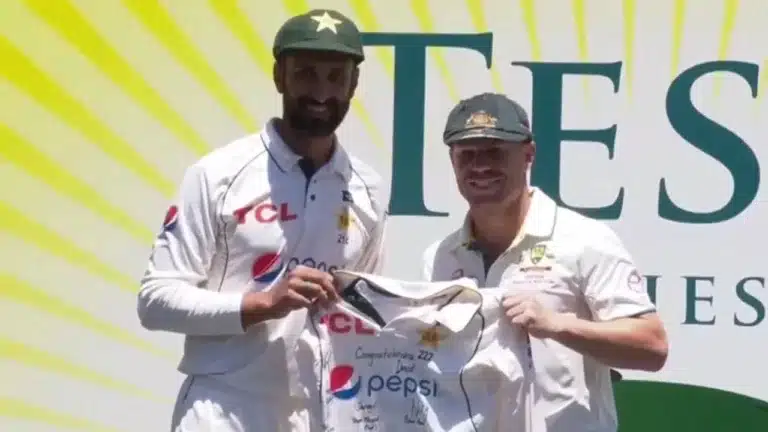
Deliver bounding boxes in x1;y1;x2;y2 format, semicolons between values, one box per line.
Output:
443;93;533;145
273;9;364;63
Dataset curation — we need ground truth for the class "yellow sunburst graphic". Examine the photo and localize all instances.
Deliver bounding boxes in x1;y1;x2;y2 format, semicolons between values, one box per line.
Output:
0;0;763;429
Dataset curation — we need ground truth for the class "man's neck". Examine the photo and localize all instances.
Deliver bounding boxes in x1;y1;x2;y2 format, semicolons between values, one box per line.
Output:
468;190;532;259
274;118;335;167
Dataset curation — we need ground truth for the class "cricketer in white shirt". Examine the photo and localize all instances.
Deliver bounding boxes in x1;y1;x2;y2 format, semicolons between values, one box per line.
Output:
137;120;388;431
297;270;533;432
422;188;657;432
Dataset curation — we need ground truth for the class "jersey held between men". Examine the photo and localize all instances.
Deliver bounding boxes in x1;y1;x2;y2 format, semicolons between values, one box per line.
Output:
297;271;532;432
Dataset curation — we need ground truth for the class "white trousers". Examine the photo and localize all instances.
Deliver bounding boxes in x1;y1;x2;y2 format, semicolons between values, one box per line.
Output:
170;375;310;432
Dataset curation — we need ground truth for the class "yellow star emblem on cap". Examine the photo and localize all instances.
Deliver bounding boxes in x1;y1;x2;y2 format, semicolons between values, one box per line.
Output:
419;325;446;350
311;11;342;34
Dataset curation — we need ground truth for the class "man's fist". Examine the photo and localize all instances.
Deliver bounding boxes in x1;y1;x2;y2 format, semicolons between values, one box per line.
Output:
241;265;338;328
502;292;565;339
267;265;338;315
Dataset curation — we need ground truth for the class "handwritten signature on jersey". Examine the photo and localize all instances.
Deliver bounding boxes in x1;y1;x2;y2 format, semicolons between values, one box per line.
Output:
352;400;379;431
404;397;429;426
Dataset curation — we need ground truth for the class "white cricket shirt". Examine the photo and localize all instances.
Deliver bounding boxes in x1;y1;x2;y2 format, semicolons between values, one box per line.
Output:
422;188;656;432
297;271;532;432
138;119;387;396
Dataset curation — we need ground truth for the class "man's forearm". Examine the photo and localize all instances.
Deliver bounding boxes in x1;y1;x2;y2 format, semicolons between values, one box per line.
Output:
138;280;247;336
552;314;668;371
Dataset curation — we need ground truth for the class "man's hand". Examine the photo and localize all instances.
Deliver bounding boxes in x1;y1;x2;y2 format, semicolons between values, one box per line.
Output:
266;265;339;315
240;265;338;329
502;293;566;339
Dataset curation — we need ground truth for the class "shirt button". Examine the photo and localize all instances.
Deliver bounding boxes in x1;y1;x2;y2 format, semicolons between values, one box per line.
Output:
310;194;316;201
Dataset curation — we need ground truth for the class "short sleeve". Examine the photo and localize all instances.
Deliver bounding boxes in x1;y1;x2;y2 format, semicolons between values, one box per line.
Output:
579;225;656;322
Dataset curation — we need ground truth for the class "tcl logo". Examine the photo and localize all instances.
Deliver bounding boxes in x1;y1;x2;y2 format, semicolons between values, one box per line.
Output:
319;312;375;335
234;202;297;224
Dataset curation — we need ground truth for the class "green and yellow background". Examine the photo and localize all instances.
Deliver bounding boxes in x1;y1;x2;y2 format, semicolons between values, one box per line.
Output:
1;0;767;430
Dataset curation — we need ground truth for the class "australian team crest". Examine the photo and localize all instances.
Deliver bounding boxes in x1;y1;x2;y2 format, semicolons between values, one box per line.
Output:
520;243;553;272
530;244;547;265
465;110;498;128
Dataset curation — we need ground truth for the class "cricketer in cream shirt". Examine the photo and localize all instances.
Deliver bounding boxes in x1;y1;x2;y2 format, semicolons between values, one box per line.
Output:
423;188;658;432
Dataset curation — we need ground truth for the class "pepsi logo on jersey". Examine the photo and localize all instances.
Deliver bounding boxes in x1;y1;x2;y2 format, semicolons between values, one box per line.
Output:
251;252;284;283
234;202;297;224
286;257;338;273
251;254;342;284
162;205;179;232
319;312;376;335
329;364;439;400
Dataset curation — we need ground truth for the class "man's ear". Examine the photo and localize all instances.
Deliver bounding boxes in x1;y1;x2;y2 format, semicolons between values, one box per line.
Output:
273;61;284;94
349;66;359;97
525;141;537;165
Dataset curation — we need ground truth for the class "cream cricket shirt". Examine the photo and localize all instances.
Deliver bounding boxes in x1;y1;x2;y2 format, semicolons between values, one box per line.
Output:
298;271;532;432
422;188;656;432
138;119;387;396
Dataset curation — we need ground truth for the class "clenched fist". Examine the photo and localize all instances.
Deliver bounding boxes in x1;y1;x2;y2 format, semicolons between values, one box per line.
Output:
502;293;565;339
241;265;338;328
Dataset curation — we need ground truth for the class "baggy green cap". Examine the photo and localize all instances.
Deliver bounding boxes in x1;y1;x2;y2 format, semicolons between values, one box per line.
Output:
273;9;364;63
443;93;533;145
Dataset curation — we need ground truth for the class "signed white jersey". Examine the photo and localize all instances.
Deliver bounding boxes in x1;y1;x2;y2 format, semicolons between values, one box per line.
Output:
297;271;532;432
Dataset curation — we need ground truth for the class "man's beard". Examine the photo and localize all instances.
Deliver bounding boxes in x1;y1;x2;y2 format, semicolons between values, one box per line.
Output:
284;96;350;137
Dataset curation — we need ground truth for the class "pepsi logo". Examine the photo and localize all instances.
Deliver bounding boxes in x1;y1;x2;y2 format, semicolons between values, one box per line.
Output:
163;206;179;231
251;252;284;283
329;365;361;400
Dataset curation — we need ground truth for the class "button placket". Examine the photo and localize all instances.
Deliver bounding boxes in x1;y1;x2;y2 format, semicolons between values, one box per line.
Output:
302;176;330;235
309;179;318;201
487;251;521;287
302;183;315;240
464;250;486;286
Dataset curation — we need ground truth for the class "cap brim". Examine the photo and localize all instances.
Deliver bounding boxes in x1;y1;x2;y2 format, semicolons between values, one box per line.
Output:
445;128;531;145
280;40;364;62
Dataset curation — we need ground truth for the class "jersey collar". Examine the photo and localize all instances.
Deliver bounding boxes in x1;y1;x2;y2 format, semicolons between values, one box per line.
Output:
432;286;482;333
336;271;482;333
451;187;558;252
260;119;353;180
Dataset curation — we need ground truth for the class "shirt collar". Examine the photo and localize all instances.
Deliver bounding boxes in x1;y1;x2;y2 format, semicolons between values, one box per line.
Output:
260;118;352;180
335;271;482;333
450;187;558;252
433;285;482;333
